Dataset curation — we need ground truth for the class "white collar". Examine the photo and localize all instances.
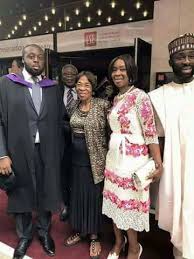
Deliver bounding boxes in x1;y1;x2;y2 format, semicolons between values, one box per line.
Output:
22;67;42;82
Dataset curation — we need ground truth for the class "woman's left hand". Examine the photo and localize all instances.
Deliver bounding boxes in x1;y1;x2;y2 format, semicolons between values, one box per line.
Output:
147;163;163;182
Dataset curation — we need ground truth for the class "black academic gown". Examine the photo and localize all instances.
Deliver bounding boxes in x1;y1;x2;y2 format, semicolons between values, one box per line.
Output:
0;74;67;213
59;84;72;206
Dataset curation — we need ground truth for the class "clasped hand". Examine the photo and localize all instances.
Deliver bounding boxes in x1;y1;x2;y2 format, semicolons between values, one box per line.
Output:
147;163;163;182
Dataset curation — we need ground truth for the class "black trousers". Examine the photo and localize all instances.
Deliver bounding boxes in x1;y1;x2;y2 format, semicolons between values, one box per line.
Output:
14;144;51;239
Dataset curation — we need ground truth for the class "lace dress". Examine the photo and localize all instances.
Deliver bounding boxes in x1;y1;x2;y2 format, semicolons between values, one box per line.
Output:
102;88;158;231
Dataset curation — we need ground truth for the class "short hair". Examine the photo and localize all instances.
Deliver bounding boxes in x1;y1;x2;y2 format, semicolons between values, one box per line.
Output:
61;64;78;74
76;71;97;90
22;44;44;58
12;58;23;68
108;54;138;86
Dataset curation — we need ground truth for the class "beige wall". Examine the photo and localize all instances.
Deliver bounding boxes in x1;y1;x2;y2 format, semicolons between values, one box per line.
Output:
150;0;194;90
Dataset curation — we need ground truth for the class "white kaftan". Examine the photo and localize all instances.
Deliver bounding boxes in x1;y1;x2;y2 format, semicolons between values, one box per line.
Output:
149;80;194;259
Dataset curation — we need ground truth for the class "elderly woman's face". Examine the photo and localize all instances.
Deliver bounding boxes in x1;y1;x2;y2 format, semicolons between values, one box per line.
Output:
76;75;92;101
111;59;129;89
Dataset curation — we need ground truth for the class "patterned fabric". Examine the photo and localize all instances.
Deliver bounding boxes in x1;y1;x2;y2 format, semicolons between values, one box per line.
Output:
66;88;74;112
102;88;158;231
70;98;111;184
168;33;194;55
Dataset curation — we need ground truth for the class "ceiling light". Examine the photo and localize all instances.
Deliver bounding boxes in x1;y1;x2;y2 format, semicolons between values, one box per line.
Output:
136;2;141;9
97;9;102;16
85;1;90;7
58;21;62;27
11;30;15;34
77;22;81;28
143;10;148;17
121;10;125;16
128;16;133;21
14;25;18;30
65;16;70;22
51;8;56;15
97;22;101;26
51;27;55;32
75;8;80;15
18;20;22;26
22;14;27;20
107;17;112;23
28;30;32;35
111;1;116;8
38;21;42;26
0;20;2;26
33;26;37;31
87;16;91;22
8;34;11;38
44;15;49;21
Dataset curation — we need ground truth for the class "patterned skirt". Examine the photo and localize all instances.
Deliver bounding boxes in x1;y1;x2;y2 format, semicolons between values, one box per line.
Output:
102;133;150;232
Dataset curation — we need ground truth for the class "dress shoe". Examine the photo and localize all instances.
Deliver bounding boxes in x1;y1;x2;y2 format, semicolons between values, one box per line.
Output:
38;234;55;256
59;206;69;221
12;238;32;259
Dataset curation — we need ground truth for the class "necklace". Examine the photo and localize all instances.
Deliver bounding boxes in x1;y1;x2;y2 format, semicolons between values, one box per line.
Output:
79;99;92;112
117;85;134;99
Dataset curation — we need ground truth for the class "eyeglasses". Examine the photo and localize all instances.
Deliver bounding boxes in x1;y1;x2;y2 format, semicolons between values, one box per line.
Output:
76;82;92;88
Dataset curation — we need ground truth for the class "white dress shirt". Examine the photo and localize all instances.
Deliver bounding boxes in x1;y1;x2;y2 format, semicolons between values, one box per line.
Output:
63;86;77;106
23;68;42;143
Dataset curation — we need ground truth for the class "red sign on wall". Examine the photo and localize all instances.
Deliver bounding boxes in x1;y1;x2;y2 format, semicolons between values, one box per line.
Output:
84;32;97;47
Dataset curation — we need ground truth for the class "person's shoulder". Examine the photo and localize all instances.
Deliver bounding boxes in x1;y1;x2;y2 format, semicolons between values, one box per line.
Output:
149;83;173;100
94;97;110;107
133;88;149;101
0;74;11;87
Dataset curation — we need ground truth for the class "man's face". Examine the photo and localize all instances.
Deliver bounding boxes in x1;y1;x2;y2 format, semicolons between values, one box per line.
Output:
11;60;22;74
62;66;77;88
23;46;45;76
170;49;194;82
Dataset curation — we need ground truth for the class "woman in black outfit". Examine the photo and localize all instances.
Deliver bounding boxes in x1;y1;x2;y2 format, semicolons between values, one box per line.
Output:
64;71;110;259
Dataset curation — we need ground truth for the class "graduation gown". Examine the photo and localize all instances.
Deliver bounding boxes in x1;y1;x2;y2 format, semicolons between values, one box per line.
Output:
0;74;66;213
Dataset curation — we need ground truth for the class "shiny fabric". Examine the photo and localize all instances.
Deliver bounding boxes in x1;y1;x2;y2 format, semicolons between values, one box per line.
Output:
70;98;110;184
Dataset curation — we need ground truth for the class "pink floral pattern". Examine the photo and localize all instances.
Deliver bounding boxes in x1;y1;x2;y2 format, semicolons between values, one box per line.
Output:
102;89;157;230
103;190;150;213
104;169;137;190
137;96;157;138
119;140;148;157
116;94;136;134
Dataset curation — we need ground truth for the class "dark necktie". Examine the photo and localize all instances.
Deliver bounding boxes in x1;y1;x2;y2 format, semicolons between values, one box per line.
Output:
66;88;74;112
32;76;41;114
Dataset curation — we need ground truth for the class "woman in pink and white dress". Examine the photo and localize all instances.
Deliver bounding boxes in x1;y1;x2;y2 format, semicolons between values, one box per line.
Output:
102;54;163;259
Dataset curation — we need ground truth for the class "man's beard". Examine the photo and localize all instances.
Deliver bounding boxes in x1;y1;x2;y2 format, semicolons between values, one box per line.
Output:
172;64;194;81
24;62;44;77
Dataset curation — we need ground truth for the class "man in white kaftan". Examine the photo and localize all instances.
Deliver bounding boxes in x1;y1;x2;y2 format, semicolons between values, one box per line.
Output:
149;33;194;259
